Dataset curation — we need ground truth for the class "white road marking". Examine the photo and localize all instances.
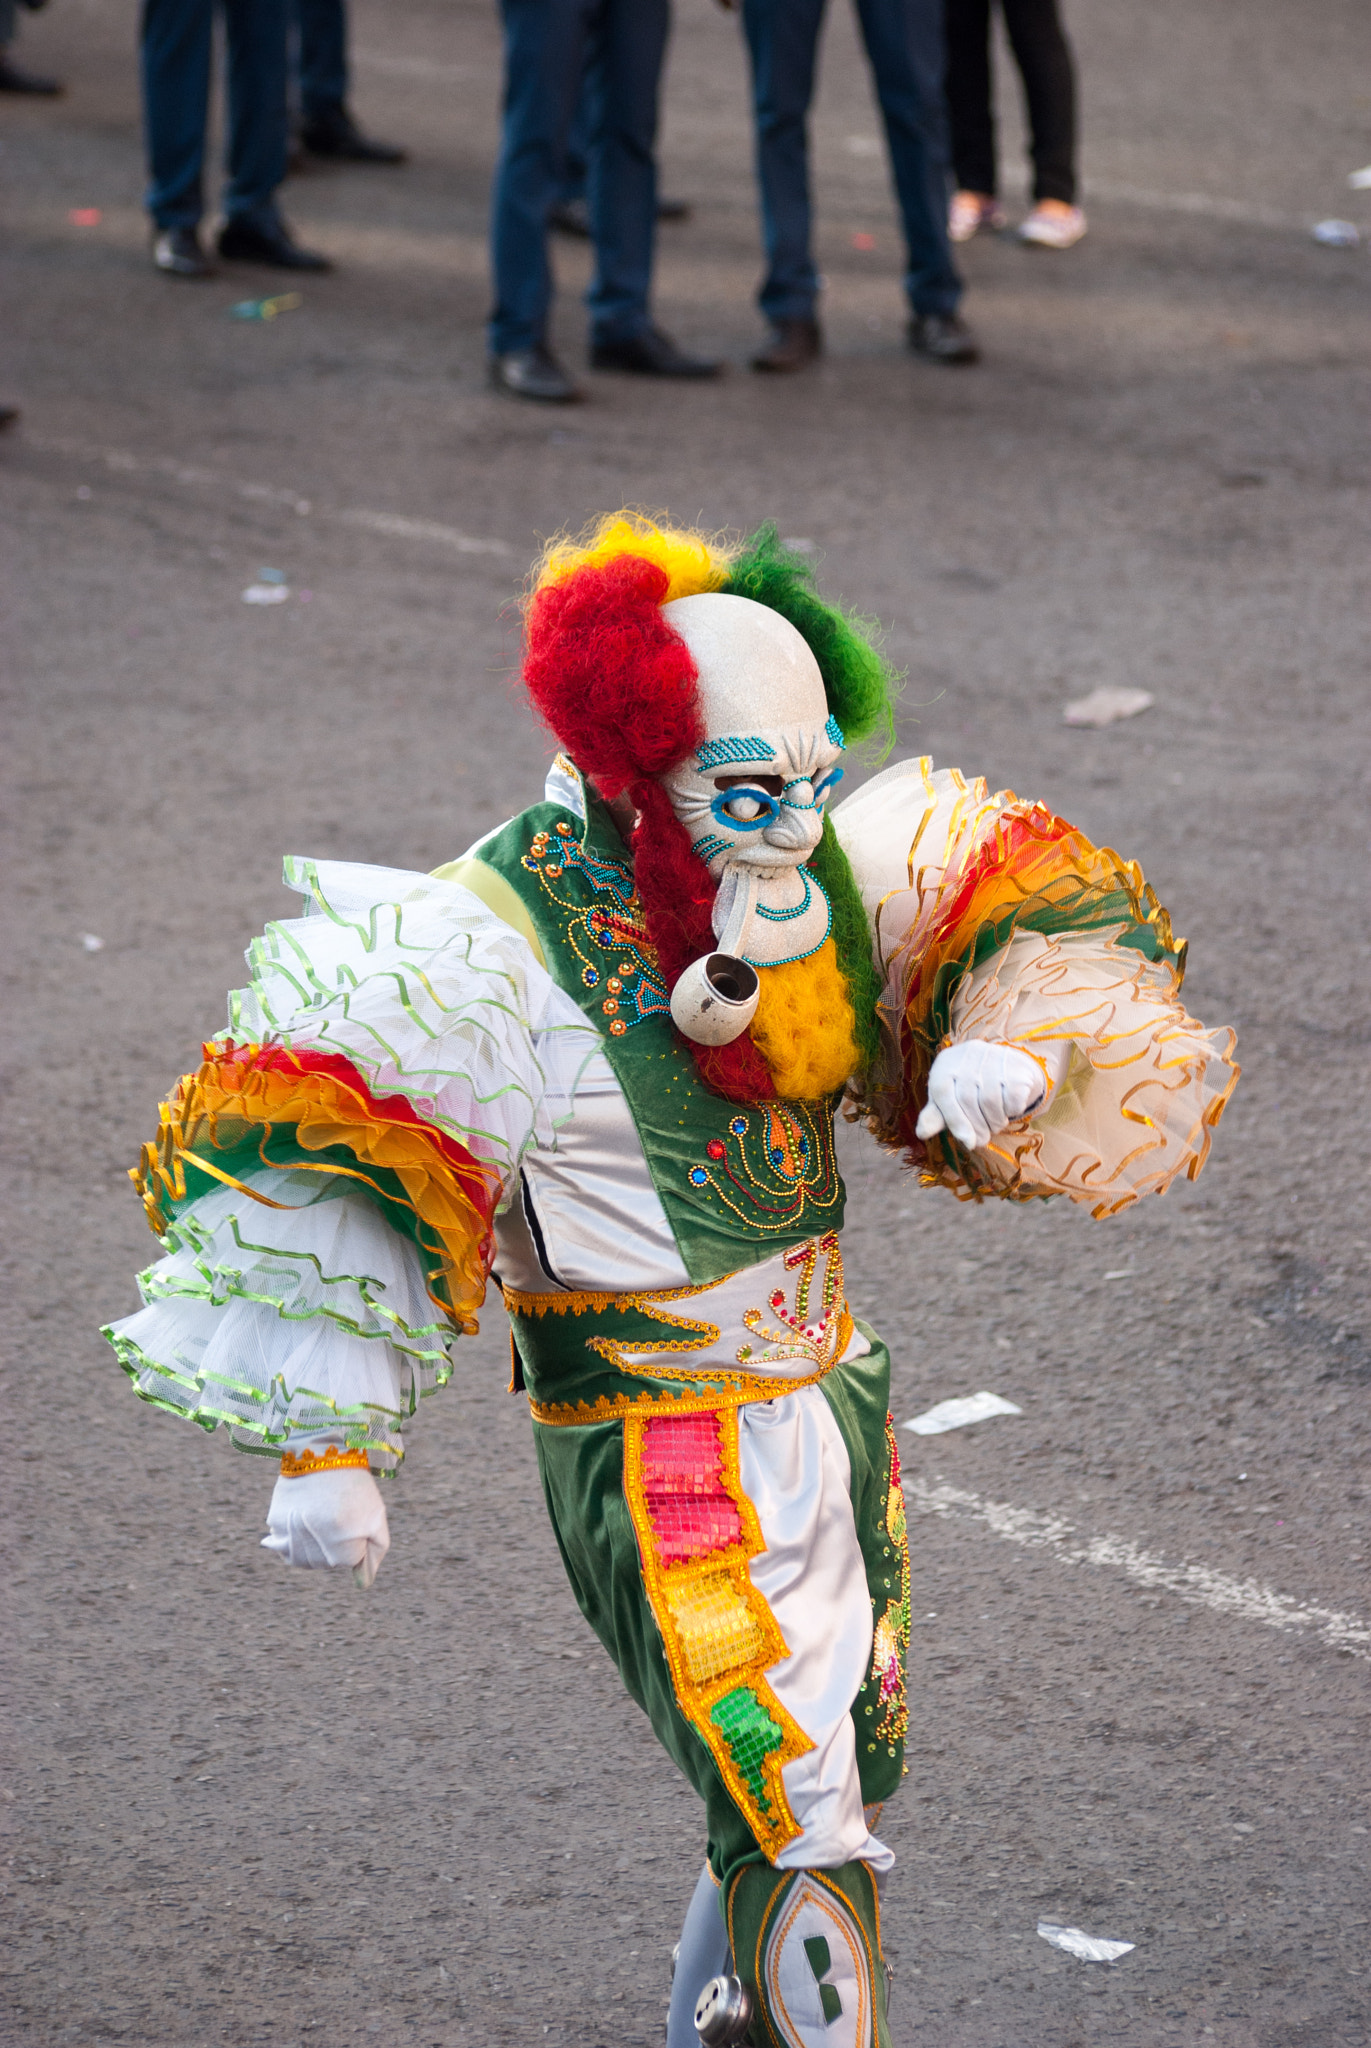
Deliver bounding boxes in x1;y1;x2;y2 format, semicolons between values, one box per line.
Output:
908;1478;1371;1661
29;435;512;558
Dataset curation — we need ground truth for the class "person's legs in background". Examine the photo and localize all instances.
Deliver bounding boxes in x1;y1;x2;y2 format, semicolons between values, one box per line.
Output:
585;0;718;376
218;0;332;267
292;0;406;163
1000;0;1084;244
487;0;591;396
738;0;826;370
852;0;978;361
943;0;1006;240
142;0;217;271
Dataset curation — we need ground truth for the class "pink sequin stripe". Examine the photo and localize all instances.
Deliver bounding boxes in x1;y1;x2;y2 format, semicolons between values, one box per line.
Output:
640;1411;744;1566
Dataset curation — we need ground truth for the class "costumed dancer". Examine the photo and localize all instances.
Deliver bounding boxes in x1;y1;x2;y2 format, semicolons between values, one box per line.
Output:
106;516;1238;2048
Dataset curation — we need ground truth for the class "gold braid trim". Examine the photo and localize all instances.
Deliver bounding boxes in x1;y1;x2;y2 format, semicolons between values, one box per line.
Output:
279;1445;371;1478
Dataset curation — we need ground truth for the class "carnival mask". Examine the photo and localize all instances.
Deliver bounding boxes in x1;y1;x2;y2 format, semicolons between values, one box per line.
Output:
658;593;845;1041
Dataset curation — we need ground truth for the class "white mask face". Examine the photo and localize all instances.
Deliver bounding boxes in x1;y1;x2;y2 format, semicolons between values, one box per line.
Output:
659;593;845;966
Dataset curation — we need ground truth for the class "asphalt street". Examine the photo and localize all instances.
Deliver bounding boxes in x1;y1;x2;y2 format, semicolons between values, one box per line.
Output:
3;2;1369;2044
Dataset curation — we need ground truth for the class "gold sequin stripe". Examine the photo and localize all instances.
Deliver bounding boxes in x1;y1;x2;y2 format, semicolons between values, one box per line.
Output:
279;1445;371;1477
622;1405;812;1861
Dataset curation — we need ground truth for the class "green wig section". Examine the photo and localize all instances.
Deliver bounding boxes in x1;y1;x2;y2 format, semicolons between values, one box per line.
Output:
721;524;899;752
808;814;884;1077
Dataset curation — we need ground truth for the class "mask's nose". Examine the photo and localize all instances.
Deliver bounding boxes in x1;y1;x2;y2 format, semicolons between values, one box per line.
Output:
763;786;823;852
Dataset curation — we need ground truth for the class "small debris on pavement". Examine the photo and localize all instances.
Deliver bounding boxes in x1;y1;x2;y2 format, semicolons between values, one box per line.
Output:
851;232;877;250
257;567;286;583
241;583;290;605
1348;166;1371;190
1063;685;1154;727
80;933;105;952
229;294;303;321
1311;219;1359;246
905;1391;1023;1436
1037;1921;1135;1963
68;209;102;227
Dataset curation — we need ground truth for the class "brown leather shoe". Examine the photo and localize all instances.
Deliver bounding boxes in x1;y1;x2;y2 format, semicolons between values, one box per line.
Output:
750;317;822;374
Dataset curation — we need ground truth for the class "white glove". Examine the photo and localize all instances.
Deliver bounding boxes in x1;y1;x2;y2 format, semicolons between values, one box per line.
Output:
915;1040;1054;1152
262;1466;391;1590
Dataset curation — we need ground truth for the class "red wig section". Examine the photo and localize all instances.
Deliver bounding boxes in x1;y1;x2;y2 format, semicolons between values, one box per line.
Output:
629;780;776;1102
523;555;706;797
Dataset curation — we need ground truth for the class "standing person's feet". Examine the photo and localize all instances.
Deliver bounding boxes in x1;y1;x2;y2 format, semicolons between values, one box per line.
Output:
1018;200;1087;248
750;317;822;374
0;405;19;432
217;214;332;270
907;312;980;364
153;226;214;277
298;105;406;164
549;195;691;238
590;327;722;379
0;53;63;92
488;343;583;403
948;190;1005;243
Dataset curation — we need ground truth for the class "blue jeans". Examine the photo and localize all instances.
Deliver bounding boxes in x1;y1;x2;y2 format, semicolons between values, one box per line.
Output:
740;0;961;321
141;0;289;230
291;0;346;119
488;0;668;354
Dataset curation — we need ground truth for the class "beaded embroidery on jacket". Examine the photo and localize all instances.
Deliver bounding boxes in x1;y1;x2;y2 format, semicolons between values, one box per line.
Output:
520;818;668;1036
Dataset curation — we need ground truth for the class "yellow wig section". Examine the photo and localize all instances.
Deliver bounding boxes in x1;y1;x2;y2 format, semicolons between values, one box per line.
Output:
532;511;735;605
751;938;862;1101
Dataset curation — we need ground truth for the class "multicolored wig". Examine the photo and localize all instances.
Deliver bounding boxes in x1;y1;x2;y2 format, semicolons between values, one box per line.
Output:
521;513;898;1102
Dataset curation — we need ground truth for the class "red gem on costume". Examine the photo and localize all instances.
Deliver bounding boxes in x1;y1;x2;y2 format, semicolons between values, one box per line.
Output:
706;1139;726;1160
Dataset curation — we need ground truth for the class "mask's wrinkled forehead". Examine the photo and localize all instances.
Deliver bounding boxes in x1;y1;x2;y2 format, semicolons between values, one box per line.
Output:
663;592;829;748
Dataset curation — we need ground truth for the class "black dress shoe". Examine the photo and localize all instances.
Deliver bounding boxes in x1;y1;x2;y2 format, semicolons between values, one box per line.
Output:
590;326;722;379
907;312;980;364
299;104;407;164
217;214;332;271
153;226;214;277
0;54;62;92
750;316;822;374
488;343;583;403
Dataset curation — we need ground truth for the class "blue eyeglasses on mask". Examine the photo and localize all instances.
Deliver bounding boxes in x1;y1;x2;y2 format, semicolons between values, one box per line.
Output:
708;766;844;832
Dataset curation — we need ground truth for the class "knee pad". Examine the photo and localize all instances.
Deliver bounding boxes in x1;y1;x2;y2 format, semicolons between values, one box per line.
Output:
724;1860;891;2048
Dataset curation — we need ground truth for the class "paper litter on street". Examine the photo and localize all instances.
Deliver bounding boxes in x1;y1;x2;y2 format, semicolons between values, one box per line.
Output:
1063;686;1154;727
1311;220;1359;246
1348;166;1371;190
1038;1921;1136;1963
904;1391;1023;1436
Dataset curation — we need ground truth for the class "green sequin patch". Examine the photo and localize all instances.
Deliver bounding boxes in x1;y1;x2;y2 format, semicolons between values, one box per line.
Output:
710;1686;786;1815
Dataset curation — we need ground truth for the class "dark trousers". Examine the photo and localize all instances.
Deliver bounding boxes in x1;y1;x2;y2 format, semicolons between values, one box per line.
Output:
141;0;289;230
740;0;961;323
944;0;1076;205
488;0;668;354
291;0;346;118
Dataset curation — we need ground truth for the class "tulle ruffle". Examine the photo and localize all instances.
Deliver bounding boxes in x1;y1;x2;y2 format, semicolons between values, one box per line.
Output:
103;1172;453;1466
832;756;1237;1212
228;858;599;1177
925;928;1238;1215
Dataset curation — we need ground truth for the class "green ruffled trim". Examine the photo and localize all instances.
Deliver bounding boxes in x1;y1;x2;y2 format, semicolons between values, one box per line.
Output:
142;1207;454;1362
102;1317;453;1470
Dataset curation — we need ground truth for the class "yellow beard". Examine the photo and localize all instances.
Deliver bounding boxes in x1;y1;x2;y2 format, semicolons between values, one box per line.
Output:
749;937;862;1100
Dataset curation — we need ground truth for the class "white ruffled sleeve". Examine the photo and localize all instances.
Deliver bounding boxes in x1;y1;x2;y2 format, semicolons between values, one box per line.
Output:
106;857;601;1464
